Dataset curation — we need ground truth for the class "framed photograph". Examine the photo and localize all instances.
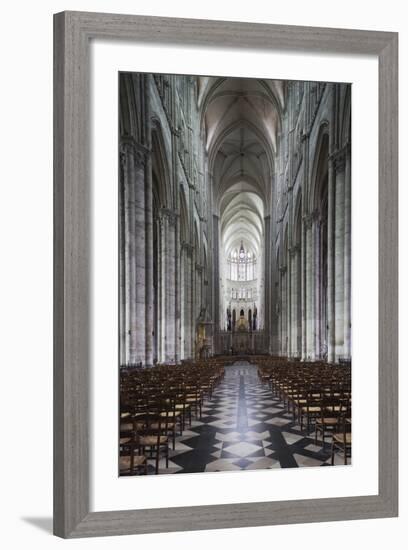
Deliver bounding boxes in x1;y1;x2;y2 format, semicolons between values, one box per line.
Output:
53;11;398;538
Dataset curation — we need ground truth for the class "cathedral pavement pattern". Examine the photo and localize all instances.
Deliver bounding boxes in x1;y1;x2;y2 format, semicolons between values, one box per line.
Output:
146;361;347;474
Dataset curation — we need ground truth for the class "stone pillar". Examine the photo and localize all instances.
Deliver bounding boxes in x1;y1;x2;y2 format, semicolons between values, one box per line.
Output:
119;138;148;365
264;216;271;351
174;216;181;363
280;265;287;355
143;76;154;368
133;146;148;365
313;215;321;358
289;245;300;357
161;209;177;362
301;126;310;362
286;245;292;356
301;221;307;360
334;153;346;360
144;153;154;368
304;213;314;359
124;140;137;365
196;263;203;317
213;214;220;349
119;144;126;365
159;214;166;363
343;144;352;360
327;160;336;363
181;242;193;359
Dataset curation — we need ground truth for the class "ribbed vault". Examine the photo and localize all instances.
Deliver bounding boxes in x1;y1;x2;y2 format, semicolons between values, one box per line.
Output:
199;76;284;326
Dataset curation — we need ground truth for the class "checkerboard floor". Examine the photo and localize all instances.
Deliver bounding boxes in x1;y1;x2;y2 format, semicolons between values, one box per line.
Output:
143;361;349;474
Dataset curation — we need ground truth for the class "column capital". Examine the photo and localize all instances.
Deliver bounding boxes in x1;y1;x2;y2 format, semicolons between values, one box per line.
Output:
181;241;194;256
303;209;319;228
302;213;313;229
329;144;349;174
160;207;178;226
119;137;150;169
289;244;300;257
300;129;310;143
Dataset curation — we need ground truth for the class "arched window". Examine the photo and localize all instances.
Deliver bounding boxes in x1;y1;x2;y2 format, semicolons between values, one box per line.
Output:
227;241;256;282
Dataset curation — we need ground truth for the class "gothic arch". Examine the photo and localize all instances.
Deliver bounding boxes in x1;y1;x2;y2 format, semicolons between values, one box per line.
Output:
119;73;140;141
309;123;330;214
341;88;351;147
151;118;172;209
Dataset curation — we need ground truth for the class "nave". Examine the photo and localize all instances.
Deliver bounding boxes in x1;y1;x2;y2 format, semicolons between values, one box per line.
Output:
120;359;351;475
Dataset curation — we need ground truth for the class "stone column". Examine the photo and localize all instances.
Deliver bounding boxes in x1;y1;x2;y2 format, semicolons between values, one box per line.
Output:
195;263;203;317
264;216;271;351
301;220;307;360
213;214;220;351
120;139;136;364
159;214;166;363
143;76;153;367
179;246;185;360
174;216;181;363
280;265;287;355
327;159;336;363
144;152;154;368
334;153;346;360
286;244;292;357
133;146;149;365
289;244;300;357
278;267;283;356
304;213;314;359
301;127;310;362
313;215;321;358
119;144;126;365
162;209;177;362
343;144;352;360
119;138;148;365
181;242;193;359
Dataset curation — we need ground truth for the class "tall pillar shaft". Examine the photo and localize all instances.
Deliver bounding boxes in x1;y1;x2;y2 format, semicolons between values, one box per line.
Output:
327;161;336;362
120;140;136;364
305;216;315;359
280;266;287;355
290;246;301;357
144;156;154;367
301;223;307;360
334;156;346;360
343;146;352;360
286;248;292;356
213;215;220;351
264;216;271;352
313;218;321;357
162;210;177;362
134;157;146;363
120;139;148;365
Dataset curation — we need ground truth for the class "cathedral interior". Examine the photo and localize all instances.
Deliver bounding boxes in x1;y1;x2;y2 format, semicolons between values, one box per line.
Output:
119;73;352;475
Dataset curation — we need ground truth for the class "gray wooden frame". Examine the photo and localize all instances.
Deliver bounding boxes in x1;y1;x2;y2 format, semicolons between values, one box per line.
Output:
53;11;398;538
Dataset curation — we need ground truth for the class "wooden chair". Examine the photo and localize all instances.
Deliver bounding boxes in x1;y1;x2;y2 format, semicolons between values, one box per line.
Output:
184;382;203;419
299;386;323;433
330;412;352;465
138;410;170;474
119;436;147;475
314;396;348;446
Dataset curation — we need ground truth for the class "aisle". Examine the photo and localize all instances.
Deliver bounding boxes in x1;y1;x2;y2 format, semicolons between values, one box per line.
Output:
152;361;337;474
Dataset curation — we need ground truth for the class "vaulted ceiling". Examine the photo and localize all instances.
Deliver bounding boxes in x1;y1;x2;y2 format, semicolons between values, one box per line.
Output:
199;77;285;259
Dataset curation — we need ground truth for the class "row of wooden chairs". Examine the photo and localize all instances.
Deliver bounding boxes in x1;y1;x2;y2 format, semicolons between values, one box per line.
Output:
119;360;225;474
258;360;352;465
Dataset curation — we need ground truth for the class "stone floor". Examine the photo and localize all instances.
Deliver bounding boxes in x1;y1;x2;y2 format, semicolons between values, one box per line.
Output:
143;361;350;475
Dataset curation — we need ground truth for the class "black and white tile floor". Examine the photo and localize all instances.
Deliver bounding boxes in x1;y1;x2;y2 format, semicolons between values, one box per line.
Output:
148;361;347;474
